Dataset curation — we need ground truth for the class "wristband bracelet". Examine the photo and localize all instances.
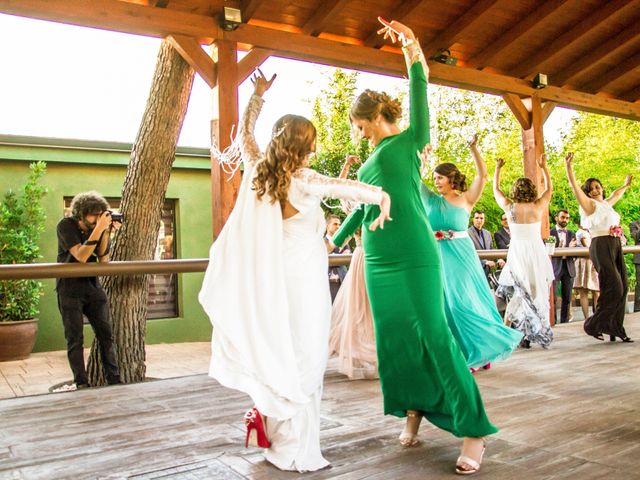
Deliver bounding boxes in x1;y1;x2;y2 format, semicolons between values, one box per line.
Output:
84;240;99;246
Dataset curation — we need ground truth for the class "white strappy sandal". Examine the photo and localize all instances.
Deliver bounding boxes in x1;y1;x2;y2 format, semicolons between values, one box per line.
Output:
398;411;422;447
455;437;486;475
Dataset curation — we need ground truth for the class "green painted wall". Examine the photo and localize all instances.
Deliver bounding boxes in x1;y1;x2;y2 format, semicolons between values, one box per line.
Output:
0;135;213;352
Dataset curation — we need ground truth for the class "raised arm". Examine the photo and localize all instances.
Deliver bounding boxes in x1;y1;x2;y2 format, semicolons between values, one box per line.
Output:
464;134;487;206
564;152;595;215
536;154;552;205
377;17;429;147
293;168;391;232
339;155;360;179
492;158;510;211
238;70;276;166
606;174;633;207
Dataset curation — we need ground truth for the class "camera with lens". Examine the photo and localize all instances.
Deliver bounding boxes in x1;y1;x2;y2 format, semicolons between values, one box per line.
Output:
109;211;124;223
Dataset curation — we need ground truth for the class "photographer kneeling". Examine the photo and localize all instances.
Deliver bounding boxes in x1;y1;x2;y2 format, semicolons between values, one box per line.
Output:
56;191;121;388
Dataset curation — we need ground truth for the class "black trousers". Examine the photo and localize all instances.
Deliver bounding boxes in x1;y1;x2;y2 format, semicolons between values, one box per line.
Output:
584;236;628;338
57;285;120;385
553;262;575;324
635;264;640;312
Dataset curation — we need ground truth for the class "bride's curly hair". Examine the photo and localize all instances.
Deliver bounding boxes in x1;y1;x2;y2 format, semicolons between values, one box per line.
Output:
510;177;537;203
252;114;316;205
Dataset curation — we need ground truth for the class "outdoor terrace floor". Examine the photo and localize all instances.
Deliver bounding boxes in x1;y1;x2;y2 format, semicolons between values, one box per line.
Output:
1;313;638;480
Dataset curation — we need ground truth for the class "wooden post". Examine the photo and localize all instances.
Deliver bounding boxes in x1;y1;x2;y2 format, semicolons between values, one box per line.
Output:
503;93;558;325
210;40;240;238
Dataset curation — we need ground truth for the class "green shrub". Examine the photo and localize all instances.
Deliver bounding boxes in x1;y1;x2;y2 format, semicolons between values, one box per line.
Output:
0;162;47;322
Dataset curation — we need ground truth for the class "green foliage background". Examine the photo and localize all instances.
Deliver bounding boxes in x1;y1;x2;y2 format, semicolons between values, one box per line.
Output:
310;69;640;287
0;162;48;321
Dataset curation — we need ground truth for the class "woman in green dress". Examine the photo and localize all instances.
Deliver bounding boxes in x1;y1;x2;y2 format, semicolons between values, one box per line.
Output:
329;18;496;475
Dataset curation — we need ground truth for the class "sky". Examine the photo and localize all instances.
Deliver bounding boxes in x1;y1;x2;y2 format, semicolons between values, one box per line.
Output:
0;13;576;150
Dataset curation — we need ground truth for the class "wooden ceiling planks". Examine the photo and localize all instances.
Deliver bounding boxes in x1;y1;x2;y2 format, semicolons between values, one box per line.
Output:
0;0;639;116
509;0;639;79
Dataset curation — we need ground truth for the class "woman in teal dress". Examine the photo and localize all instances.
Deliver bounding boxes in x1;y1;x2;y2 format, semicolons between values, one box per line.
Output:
329;18;496;475
419;137;522;371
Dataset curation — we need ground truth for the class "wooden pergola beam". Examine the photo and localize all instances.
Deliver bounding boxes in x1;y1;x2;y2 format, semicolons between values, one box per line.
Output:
223;23;640;120
210;40;240;237
301;0;348;36
621;84;640;103
240;0;261;23
511;0;636;79
468;0;570;69
1;0;639;120
364;0;423;47
0;0;222;43
582;51;640;93
167;34;217;88
502;93;532;130
554;25;640;86
237;47;273;85
420;0;500;57
542;101;557;124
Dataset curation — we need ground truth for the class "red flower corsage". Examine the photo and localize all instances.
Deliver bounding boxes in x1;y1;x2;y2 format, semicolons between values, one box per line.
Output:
434;230;455;240
609;225;624;237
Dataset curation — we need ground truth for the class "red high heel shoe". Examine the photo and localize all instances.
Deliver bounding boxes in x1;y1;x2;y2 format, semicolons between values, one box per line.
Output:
244;407;270;448
469;367;480;374
482;363;491;370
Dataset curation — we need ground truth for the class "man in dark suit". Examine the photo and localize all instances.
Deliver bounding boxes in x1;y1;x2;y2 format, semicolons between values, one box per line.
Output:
324;213;351;302
550;209;577;323
494;213;511;250
630;219;640;312
468;210;504;281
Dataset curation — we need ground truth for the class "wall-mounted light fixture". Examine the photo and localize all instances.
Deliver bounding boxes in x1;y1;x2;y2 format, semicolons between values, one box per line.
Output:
220;7;242;31
532;73;548;89
429;49;458;66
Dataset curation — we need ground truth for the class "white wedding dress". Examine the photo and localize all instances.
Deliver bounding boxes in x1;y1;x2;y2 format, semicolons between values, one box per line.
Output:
198;94;382;472
497;221;555;348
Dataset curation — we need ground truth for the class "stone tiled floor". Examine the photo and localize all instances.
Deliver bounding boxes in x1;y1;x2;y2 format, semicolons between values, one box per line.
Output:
0;342;211;399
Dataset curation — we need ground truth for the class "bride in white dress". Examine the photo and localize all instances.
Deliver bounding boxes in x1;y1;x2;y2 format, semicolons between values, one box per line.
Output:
493;156;555;349
198;71;391;472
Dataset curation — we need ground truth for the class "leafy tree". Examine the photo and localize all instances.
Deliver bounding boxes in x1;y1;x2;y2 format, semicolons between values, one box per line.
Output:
310;68;370;215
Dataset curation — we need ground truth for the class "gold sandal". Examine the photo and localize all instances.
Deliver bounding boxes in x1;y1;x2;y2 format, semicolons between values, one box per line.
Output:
398;411;422;447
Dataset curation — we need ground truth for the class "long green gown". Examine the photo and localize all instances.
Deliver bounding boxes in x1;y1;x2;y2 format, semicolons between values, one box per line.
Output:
332;61;497;438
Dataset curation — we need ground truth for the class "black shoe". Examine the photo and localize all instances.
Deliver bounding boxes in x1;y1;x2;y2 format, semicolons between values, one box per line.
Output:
76;383;90;390
610;335;616;342
519;338;531;349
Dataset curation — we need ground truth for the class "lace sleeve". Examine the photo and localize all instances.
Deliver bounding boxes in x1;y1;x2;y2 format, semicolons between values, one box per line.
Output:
402;39;428;80
239;94;265;167
292;168;382;205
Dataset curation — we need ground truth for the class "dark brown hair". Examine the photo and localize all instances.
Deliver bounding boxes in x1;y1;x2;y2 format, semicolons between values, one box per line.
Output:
434;163;468;192
581;178;606;199
70;191;109;220
510;178;537;203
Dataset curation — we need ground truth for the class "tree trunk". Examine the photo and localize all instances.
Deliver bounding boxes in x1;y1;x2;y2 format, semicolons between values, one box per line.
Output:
87;40;195;385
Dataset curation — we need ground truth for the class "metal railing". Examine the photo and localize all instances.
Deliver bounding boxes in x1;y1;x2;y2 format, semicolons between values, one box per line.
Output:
0;246;639;280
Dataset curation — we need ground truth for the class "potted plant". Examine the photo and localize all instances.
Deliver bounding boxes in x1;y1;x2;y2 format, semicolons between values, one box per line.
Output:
0;161;47;361
545;236;556;256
